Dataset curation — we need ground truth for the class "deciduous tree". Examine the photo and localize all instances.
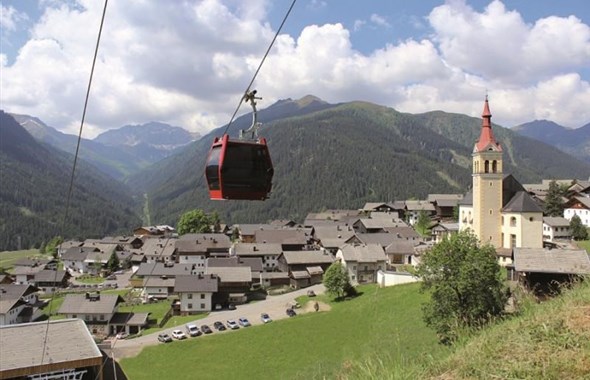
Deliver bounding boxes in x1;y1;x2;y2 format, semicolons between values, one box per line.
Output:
570;215;588;241
177;209;219;235
323;262;353;300
416;231;508;344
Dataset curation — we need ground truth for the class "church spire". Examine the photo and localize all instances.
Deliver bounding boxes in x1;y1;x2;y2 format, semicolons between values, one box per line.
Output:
475;95;502;152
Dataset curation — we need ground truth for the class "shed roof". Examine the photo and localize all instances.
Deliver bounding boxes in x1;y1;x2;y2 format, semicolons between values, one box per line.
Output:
0;319;101;375
513;248;590;274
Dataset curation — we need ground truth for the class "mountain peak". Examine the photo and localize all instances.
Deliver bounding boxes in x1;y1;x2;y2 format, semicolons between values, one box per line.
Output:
295;95;326;107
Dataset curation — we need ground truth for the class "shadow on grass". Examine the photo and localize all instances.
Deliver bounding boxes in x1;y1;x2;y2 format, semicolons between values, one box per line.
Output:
333;291;364;302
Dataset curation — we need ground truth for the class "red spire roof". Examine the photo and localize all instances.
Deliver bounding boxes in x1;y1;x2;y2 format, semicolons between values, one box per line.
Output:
475;96;502;152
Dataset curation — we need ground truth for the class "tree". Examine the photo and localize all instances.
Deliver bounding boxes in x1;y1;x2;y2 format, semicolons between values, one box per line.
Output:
544;180;565;217
323;262;353;300
415;210;431;236
177;209;219;235
107;252;120;273
570;215;589;240
45;236;63;259
416;231;508;344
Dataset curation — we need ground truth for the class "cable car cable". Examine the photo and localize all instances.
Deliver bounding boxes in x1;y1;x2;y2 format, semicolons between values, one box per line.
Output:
38;0;110;375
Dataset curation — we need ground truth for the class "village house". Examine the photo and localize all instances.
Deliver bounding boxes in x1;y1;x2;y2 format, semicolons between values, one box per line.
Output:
542;216;572;241
57;240;83;257
207;256;263;284
360;202;398;214
427;194;464;220
430;222;459;243
385;239;426;266
31;269;69;292
133;236;177;263
133;262;196;289
564;196;590;227
0;319;103;380
353;217;407;234
205;266;252;306
404;200;436;226
174;274;218;315
231;242;283;271
174;233;231;268
336;244;388;284
312;224;355;254
0;284;42;326
58;292;148;336
133;225;176;237
142;276;176;300
254;228;314;251
277;250;335;289
303;209;362;226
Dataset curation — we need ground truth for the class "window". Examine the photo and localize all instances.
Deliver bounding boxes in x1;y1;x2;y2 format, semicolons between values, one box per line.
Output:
529;217;534;222
484;160;489;173
200;294;205;299
510;234;517;248
188;303;193;309
188;294;193;299
100;315;104;321
492;160;497;173
353;266;356;270
510;217;517;227
200;303;206;309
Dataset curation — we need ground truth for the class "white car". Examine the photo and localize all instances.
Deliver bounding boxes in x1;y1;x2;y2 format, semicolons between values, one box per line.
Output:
261;313;272;323
171;329;187;340
226;320;239;330
186;324;201;337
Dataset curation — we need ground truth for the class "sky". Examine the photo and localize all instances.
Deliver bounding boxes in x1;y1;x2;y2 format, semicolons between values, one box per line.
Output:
1;0;589;139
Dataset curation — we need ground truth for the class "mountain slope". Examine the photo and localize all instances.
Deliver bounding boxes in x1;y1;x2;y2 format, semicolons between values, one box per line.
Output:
512;120;590;163
0;111;142;250
11;114;199;180
132;97;590;226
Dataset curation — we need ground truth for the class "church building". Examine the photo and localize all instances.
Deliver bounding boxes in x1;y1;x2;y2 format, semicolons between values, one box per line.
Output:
459;97;543;249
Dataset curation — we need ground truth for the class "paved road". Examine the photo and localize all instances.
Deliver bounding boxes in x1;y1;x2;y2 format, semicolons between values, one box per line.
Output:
111;283;326;359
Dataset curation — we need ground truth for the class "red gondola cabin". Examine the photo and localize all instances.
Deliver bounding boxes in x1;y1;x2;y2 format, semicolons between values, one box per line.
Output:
205;134;274;200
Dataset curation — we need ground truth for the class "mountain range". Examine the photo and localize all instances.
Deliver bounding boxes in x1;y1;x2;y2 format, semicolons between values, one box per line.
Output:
512;120;590;163
3;97;589;249
128;96;590;226
11;114;200;180
0;111;142;251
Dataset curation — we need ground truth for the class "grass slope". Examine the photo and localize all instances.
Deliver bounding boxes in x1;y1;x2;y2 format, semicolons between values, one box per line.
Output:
120;283;450;380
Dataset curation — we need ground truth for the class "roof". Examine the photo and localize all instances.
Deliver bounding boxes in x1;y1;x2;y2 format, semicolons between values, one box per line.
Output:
33;270;67;283
12;258;52;267
502;191;544;213
404;200;435;212
143;277;176;287
306;266;324;275
233;242;283;256
206;266;251;283
174;274;219;293
280;251;335;265
58;294;124;314
291;270;311;279
0;284;39;300
356;218;408;229
255;229;311;245
0;319;101;375
361;202;396;211
474;97;502;152
135;262;195;277
385;240;422;255
139;237;176;258
338;244;387;263
0;298;27;314
61;246;99;261
382;226;421;239
175;235;231;253
355;232;401;247
543;217;571;227
565;196;590;210
513;248;590;274
109;312;150;326
427;194;464;202
458;190;473;206
260;272;289;279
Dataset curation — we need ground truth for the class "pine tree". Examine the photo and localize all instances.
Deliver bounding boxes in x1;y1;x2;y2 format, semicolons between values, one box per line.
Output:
544;180;565;217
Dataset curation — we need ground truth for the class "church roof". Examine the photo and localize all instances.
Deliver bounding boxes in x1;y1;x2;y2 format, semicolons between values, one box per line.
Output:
458;190;473;206
502;191;543;213
474;97;502;153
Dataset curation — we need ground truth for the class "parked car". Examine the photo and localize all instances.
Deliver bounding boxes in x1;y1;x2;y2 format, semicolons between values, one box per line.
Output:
307;290;316;297
238;317;251;327
213;321;226;331
106;274;117;280
261;313;272;323
226;320;239;330
115;332;129;339
186;324;201;337
158;333;172;343
228;304;237;310
171;329;187;340
286;308;297;317
201;325;213;334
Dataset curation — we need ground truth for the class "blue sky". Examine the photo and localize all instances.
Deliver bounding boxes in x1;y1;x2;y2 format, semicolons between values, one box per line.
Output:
1;0;589;137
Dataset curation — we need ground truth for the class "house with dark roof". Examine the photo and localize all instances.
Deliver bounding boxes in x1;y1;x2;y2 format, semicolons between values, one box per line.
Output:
142;276;177;300
336;244;387;284
353;218;408;234
404;200;436;226
254;228;313;250
303;209;362;226
174;274;219;314
542;217;572;241
174;234;231;269
0;284;41;325
31;269;69;292
205;266;252;305
135;236;177;263
58;292;148;336
231;242;283;271
312;224;355;253
564;196;590;228
277;250;335;289
427;194;464;220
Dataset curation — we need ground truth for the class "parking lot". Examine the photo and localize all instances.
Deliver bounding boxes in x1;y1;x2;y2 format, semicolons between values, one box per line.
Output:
112;283;326;359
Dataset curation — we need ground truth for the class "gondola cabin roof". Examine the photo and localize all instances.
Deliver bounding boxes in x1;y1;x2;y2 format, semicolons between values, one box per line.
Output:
205;134;273;201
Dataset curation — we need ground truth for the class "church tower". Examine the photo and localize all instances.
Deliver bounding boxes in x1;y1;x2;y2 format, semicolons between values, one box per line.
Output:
472;96;503;247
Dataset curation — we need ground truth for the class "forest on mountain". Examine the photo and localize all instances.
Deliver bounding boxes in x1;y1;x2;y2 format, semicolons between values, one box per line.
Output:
131;98;590;226
0;111;142;250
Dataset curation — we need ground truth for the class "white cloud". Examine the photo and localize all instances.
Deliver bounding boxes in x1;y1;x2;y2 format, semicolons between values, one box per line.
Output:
370;13;391;28
1;0;589;139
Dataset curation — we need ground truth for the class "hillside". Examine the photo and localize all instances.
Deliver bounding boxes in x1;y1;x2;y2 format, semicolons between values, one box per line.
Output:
513;120;590;164
0;111;142;250
131;97;590;226
11;114;199;180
